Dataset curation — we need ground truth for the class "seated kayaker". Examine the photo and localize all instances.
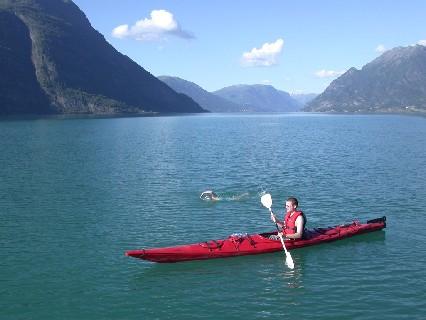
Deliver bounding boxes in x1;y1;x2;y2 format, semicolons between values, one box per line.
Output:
200;190;220;201
271;197;306;240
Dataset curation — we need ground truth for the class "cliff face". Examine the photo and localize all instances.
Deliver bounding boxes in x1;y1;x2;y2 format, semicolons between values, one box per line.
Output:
0;0;204;115
305;45;426;113
0;10;52;114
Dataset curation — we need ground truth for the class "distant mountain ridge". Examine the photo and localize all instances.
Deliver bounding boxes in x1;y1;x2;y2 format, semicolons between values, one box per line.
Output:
159;77;302;112
0;0;204;115
159;76;242;112
305;45;426;113
213;84;302;112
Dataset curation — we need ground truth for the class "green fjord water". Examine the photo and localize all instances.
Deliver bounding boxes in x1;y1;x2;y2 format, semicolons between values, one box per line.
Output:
1;113;426;319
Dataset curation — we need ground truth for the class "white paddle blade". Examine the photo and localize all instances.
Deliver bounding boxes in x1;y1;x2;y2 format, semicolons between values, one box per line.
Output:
278;233;295;269
286;253;295;269
261;193;272;209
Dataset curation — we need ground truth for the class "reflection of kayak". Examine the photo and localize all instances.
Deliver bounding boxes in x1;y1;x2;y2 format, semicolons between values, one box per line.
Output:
125;217;386;263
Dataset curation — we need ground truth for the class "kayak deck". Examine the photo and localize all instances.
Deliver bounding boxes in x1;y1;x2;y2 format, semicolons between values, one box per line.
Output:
126;216;386;263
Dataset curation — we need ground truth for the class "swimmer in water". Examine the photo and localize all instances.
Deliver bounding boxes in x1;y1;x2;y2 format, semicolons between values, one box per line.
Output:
200;190;219;201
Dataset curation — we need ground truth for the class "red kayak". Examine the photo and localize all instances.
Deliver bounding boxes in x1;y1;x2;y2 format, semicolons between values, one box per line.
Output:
125;216;386;263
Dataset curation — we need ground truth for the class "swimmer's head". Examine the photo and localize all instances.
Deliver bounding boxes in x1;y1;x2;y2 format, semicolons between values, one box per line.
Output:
200;190;219;201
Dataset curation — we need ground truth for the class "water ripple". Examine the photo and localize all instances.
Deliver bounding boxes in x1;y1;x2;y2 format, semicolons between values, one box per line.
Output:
1;114;426;319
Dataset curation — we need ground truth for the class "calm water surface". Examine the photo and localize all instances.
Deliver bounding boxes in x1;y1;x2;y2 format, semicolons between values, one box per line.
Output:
1;113;425;319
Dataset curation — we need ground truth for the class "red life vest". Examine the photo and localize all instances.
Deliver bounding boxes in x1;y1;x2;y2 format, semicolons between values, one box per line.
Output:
284;211;304;236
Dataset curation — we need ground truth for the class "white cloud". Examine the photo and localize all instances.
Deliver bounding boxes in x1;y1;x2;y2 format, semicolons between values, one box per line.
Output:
241;38;284;67
112;10;194;41
315;70;345;78
375;44;386;53
112;24;130;38
417;40;426;46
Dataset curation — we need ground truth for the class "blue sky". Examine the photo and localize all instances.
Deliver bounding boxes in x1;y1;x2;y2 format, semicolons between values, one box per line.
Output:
73;0;426;94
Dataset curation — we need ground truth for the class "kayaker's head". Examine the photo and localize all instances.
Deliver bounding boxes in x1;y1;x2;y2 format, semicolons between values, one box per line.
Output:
285;197;298;214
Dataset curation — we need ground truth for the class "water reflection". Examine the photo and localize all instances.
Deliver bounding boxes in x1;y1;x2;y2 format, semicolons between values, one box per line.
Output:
279;253;305;289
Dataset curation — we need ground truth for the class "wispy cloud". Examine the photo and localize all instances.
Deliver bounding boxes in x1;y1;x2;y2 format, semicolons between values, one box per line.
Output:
315;70;345;78
417;40;426;46
375;44;386;53
241;38;284;67
112;10;194;41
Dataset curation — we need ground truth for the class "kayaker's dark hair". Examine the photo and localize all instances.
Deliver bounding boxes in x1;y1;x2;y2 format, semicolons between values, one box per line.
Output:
287;197;298;207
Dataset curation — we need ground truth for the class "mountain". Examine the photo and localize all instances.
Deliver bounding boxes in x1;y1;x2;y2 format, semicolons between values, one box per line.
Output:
0;0;204;115
213;85;302;112
158;76;242;112
291;93;318;106
305;45;426;113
